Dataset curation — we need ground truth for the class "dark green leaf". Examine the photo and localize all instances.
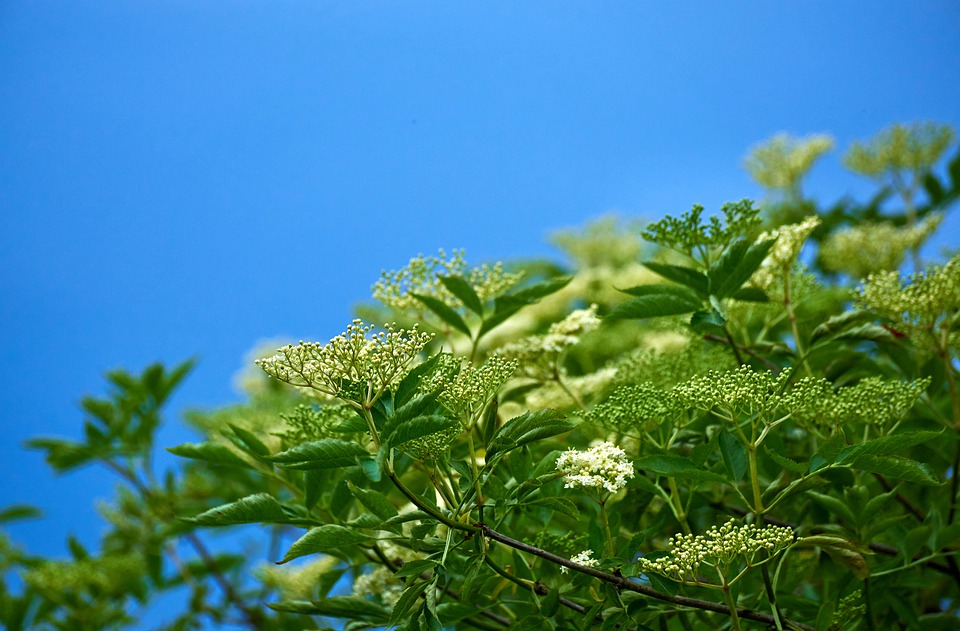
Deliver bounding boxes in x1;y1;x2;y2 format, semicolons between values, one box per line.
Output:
395;354;444;408
762;445;806;474
227;424;270;458
0;504;42;525
807;491;856;524
188;493;288;526
280;525;372;563
851;455;939;485
689;309;726;333
384;415;460;450
389;581;431;625
487;409;572;458
641;262;709;296
635;455;725;483
837;430;943;464
412;293;472;336
605;291;702;321
707;237;775;299
528;497;580;518
393;559;440;579
731;286;769;302
167;442;251;469
270;439;370;470
809;430;845;473
348;481;398;520
718;430;747;482
439;275;484;314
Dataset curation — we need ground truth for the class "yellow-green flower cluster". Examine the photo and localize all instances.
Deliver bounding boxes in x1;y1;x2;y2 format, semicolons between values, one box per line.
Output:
751;215;821;289
856;254;960;351
372;249;523;312
428;355;518;418
673;366;827;421
352;566;403;608
637;519;794;584
843;122;955;178
556;441;635;493
551;215;644;269
500;305;600;380
642;200;762;254
256;320;434;403
793;376;930;430
560;549;599;574
820;214;943;279
586;383;684;433
25;554;145;599
256;556;338;601
745;133;835;192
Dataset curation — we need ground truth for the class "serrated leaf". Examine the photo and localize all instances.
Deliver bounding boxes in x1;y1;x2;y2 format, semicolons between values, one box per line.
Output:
635;454;725;484
348;481;398;520
605;291;702;321
487;409;572;458
837;430;943;464
395;354;444;408
439;275;483;314
689;309;726;333
227;423;270;458
851;454;939;485
528;497;580;518
280;525;372;564
389;581;431;625
479;276;573;338
718;430;747;481
167;442;251;468
807;491;856;524
641;262;709;296
412;293;472;336
707;237;775;299
270;439;370;470
393;559;440;579
762;445;806;474
269;596;390;622
809;430;845;473
385;415;460;450
189;493;288;526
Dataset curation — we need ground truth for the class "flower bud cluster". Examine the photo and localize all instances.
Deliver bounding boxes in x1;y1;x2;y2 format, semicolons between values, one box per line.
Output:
556;441;635;493
256;320;434;402
372;249;523;312
500;305;600;379
821;214;943;280
586;383;683;433
25;554;146;599
745;133;835;192
352;566;403;608
638;519;794;584
642;200;761;253
857;254;960;351
792;376;930;429
424;355;518;418
843;122;955;177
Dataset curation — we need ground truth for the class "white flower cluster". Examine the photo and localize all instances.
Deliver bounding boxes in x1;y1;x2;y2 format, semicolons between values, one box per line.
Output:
821;214;942;279
256;320;433;403
556;441;634;493
500;305;601;380
751;215;820;290
352;566;403;608
638;519;794;584
560;549;599;574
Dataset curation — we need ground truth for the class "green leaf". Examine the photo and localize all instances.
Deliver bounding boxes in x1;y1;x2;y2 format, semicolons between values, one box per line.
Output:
762;445;806;474
270;439;371;470
689;309;726;333
851;455;939;485
227;424;270;458
384;415;460;450
809;430;845;473
487;409;572;458
269;596;390;622
347;481;398;521
707;237;775;299
188;493;288;526
167;442;251;468
635;454;725;484
605;290;702;321
718;430;747;482
381;392;441;440
389;581;431;625
807;491;856;524
395;354;444;408
479;276;573;338
641;262;709;297
393;559;440;579
731;286;769;302
799;534;870;579
412;293;472;336
0;504;42;525
439;275;484;314
280;525;372;564
528;497;580;518
837;430;943;464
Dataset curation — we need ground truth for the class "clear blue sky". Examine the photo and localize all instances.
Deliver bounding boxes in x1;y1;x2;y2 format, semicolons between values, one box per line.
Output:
1;0;958;597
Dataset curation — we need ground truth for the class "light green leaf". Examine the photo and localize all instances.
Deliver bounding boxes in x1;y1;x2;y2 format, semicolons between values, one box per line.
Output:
347;481;398;521
439;275;484;314
269;439;370;470
188;493;288;526
167;442;251;469
412;293;472;336
487;409;572;458
280;525;372;564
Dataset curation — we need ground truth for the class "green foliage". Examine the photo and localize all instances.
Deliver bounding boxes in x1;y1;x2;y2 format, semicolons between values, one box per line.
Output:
5;121;960;631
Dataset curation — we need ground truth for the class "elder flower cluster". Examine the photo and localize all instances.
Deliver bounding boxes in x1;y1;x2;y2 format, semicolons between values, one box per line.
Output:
585;383;685;434
421;354;518;419
556;441;635;494
792;376;930;431
751;215;821;290
500;305;600;380
638;520;795;585
256;320;433;403
857;254;960;352
820;214;943;280
352;566;403;608
560;550;599;574
641;200;762;255
744;133;835;193
372;249;523;312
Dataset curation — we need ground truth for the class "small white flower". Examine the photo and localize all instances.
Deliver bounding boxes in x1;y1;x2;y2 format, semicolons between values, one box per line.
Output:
556;441;634;493
560;549;600;574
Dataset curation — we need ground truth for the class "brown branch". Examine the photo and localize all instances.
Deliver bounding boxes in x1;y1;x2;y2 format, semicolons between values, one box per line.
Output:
481;524;814;631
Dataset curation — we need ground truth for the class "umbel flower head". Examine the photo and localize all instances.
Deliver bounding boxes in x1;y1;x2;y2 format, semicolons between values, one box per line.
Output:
500;304;601;380
420;354;518;419
637;519;794;585
750;215;821;290
372;248;523;312
556;441;635;494
820;214;943;280
745;132;835;193
256;320;434;405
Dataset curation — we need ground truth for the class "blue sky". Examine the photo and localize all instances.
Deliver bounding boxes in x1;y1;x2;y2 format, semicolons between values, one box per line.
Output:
1;0;958;604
